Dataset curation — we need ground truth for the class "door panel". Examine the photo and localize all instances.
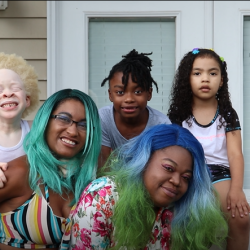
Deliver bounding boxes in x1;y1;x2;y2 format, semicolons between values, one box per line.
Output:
47;1;213;94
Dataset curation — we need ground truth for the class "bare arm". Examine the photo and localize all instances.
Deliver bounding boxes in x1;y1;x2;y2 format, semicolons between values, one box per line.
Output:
0;163;8;188
98;145;112;169
226;130;250;217
0;156;30;203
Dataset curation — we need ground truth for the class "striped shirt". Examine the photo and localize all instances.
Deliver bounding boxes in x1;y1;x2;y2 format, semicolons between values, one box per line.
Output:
0;183;71;249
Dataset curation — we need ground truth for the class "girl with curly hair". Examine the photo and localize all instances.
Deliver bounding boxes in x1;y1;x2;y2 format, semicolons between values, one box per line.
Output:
70;124;227;250
168;48;250;250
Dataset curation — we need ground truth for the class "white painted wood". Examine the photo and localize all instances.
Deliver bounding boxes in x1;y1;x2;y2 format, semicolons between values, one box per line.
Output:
47;1;59;97
214;1;250;128
204;1;214;48
214;1;250;192
47;1;213;96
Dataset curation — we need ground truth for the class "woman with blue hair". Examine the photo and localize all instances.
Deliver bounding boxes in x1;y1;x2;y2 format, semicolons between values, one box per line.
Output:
70;124;228;250
0;89;101;250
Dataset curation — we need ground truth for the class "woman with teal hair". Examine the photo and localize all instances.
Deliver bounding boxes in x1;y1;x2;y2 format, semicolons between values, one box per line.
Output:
0;89;101;250
70;124;228;250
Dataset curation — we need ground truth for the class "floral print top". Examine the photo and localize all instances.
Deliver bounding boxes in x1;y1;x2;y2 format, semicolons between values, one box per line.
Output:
70;177;173;250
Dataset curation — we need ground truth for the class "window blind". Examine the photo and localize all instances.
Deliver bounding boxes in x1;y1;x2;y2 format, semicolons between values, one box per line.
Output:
88;17;176;115
243;16;250;188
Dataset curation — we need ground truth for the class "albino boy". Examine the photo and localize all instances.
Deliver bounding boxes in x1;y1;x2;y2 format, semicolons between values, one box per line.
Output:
0;52;39;186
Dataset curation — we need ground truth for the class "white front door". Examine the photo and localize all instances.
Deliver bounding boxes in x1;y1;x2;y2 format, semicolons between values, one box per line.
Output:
47;1;214;94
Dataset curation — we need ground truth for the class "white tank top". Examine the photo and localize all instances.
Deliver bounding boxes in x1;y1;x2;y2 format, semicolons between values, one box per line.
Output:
0;120;30;162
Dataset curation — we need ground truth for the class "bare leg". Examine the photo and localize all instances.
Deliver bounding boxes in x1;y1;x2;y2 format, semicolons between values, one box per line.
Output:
214;180;250;250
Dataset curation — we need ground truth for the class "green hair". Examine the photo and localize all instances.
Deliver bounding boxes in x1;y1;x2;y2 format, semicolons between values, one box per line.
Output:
24;89;101;203
97;124;227;249
98;151;156;250
105;171;155;249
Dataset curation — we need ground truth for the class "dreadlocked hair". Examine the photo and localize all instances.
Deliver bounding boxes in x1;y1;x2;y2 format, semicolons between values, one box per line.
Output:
101;49;159;92
168;48;237;129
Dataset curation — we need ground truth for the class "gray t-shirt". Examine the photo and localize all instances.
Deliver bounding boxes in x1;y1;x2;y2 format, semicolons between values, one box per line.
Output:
99;105;171;150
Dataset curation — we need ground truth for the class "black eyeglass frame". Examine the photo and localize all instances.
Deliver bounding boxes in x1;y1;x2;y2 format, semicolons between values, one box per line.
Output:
50;114;87;131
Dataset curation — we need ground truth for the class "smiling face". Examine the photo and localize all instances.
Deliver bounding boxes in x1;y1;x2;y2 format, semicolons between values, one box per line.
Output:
108;71;152;120
45;99;87;159
190;57;223;102
0;69;30;120
143;146;193;208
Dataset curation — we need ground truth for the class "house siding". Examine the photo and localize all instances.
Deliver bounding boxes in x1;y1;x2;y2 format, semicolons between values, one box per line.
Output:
0;1;47;119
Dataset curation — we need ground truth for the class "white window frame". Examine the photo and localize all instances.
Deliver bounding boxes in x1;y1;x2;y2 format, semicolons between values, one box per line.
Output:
240;10;250;132
242;10;250;198
47;8;181;96
83;12;181;96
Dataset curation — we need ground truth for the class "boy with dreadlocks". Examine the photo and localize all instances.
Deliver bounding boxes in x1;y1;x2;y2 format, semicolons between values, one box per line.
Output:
98;49;171;167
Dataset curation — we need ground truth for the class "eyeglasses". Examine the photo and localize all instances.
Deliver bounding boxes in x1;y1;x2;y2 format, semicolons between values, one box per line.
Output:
50;114;87;131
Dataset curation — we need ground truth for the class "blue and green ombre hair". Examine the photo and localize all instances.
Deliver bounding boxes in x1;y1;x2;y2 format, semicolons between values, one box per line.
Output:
99;124;227;250
24;89;101;203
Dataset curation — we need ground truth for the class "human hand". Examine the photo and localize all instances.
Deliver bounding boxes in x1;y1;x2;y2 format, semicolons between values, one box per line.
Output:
0;162;8;188
227;188;250;218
